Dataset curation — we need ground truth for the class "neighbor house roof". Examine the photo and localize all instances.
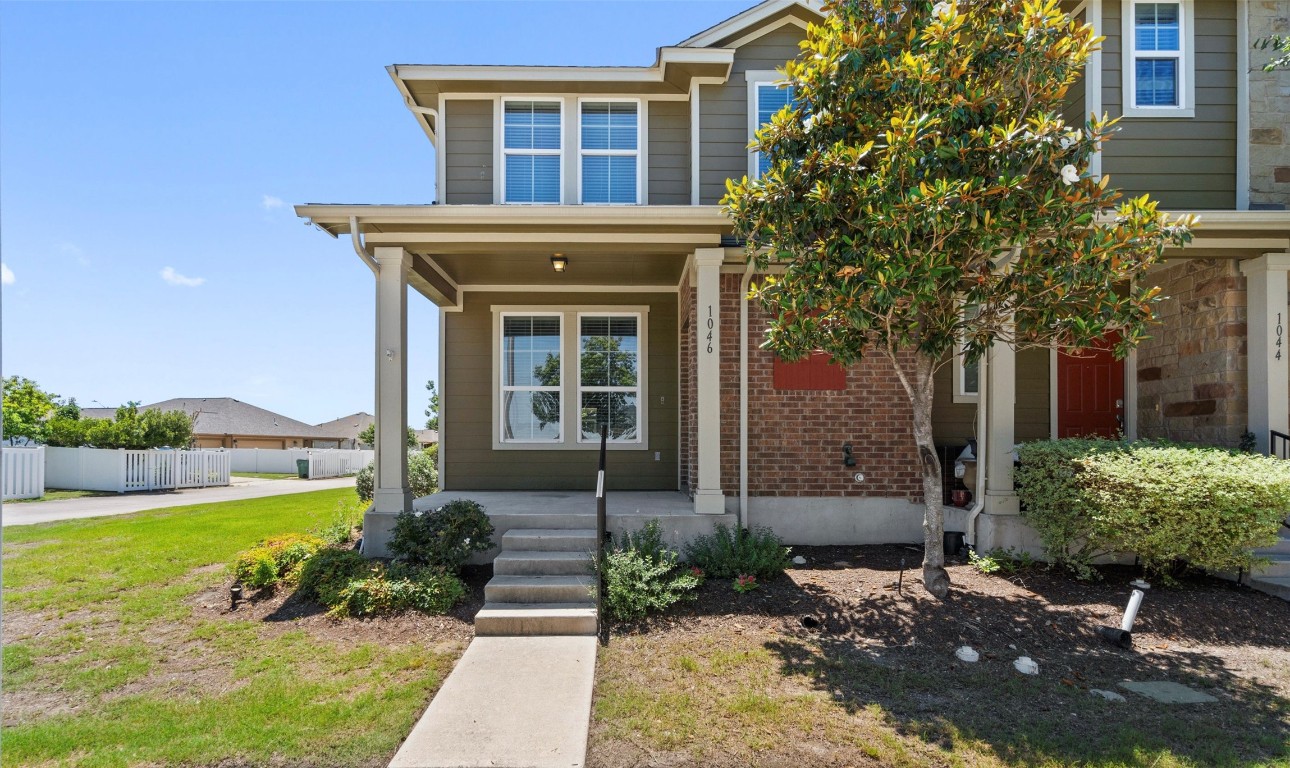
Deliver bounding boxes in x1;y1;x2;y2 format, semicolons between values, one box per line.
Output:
415;428;439;445
315;412;375;441
81;398;356;441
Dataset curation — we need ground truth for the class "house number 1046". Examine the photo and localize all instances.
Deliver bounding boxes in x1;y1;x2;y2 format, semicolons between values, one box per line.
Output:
706;305;714;354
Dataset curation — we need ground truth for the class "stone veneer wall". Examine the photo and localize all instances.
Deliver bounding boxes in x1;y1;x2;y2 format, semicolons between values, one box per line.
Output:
1250;1;1290;210
1136;260;1248;447
716;273;923;499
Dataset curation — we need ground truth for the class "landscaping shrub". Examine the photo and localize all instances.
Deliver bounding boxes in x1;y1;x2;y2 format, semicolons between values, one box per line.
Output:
389;498;493;572
328;563;466;618
684;524;792;580
601;520;699;621
297;548;372;607
356;446;438;503
44;403;193;449
233;533;327;589
314;498;363;546
1015;438;1290;578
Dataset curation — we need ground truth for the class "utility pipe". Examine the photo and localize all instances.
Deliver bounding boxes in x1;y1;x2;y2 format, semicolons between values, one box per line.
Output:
738;259;757;530
965;348;988;550
349;216;379;275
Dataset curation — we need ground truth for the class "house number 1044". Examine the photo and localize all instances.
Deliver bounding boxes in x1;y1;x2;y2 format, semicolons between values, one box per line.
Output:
1277;312;1284;361
706;305;714;354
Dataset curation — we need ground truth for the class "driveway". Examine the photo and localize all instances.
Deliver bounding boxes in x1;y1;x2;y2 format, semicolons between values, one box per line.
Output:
2;475;358;527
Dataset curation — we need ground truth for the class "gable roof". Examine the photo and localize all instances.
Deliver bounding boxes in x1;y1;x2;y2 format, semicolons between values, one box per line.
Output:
80;398;357;440
315;412;375;441
677;0;821;48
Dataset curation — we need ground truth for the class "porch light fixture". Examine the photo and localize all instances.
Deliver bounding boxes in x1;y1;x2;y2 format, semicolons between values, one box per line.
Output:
550;254;568;273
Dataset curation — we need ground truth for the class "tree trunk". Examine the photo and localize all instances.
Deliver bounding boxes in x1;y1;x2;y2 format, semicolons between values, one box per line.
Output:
889;349;951;599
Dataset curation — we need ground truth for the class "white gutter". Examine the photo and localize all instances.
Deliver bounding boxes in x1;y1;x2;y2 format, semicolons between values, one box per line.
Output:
966;351;987;550
349;216;379;275
738;260;757;529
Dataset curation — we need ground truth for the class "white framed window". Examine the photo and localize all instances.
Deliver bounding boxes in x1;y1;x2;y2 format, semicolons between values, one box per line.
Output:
745;71;797;180
499;313;564;443
492;306;649;450
1122;0;1194;117
502;99;563;203
953;303;981;404
579;100;641;205
577;313;642;443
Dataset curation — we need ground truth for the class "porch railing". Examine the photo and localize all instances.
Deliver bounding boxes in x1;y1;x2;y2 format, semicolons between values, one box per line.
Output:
595;424;608;645
1272;430;1290;460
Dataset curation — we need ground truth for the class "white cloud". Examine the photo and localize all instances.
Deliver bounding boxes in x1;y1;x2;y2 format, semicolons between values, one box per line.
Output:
1;262;13;285
160;266;205;287
261;194;285;211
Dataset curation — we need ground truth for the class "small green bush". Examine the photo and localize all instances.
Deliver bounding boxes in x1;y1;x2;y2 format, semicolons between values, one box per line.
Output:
328;564;466;618
297;548;372;607
601;521;699;621
684;524;792;581
233;533;327;589
389;498;493;573
314;499;363;546
356;446;438;503
1015;438;1290;578
968;547;1036;576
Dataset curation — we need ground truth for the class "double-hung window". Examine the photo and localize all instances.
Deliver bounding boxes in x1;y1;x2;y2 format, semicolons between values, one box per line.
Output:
503;100;562;203
580;101;640;204
747;72;798;179
500;314;563;442
578;314;641;442
1123;1;1194;116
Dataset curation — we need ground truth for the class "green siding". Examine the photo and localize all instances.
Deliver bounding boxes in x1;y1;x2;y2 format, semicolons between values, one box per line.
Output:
648;100;690;204
444;291;679;490
698;24;807;205
444;100;493;205
932;348;1050;445
1101;0;1237;209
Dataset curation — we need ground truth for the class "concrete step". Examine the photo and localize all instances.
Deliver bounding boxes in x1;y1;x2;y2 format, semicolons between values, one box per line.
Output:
502;528;597;553
1255;532;1290;557
489;512;596;532
494;550;594;577
1247;575;1290;601
485;574;596;604
1251;552;1290;579
474;603;598;637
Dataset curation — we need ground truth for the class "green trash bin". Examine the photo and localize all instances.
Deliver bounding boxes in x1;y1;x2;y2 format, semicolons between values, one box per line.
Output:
296;459;309;479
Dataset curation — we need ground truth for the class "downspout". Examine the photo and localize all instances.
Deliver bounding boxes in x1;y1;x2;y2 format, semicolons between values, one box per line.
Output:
738;260;757;529
349;216;379;275
966;351;988;550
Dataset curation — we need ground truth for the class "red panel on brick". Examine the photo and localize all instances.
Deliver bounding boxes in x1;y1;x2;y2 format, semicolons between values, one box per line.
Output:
773;352;847;390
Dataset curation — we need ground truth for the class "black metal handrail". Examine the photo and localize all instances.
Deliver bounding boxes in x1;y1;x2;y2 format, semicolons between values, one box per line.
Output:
595;424;608;644
1273;430;1290;460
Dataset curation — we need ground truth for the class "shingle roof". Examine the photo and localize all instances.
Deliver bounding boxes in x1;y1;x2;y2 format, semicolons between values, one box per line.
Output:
80;398;357;440
315;412;375;441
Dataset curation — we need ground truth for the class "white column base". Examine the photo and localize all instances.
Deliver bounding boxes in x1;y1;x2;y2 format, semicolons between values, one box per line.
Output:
983;490;1020;517
364;488;413;558
973;511;1044;556
693;490;727;515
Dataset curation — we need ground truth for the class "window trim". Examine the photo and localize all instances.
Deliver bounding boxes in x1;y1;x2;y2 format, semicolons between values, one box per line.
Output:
953;302;981;404
1121;0;1195;118
490;305;650;451
499;98;566;205
498;311;565;444
745;70;792;180
577;97;643;206
576;311;644;444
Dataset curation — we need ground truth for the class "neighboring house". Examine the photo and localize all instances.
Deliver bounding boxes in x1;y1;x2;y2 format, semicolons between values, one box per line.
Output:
297;0;1290;557
315;412;375;449
415;429;439;449
83;398;356;449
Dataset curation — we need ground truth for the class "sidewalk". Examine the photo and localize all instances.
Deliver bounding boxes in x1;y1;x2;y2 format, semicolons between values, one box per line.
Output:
2;475;357;527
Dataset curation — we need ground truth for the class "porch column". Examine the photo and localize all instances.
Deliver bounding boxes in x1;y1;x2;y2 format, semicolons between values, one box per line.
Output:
367;246;413;558
1240;253;1290;454
983;331;1019;515
693;248;726;514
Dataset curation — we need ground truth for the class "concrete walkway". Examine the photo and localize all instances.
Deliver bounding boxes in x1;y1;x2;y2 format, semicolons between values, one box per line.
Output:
389;635;597;768
2;475;357;527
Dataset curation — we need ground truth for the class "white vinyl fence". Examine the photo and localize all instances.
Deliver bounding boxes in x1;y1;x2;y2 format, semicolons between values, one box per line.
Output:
45;447;231;493
224;448;372;479
3;446;46;500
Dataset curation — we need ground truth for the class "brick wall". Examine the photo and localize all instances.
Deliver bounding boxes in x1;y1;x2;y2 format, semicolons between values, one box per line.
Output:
1250;1;1290;210
715;273;923;500
1136;260;1249;446
679;269;696;495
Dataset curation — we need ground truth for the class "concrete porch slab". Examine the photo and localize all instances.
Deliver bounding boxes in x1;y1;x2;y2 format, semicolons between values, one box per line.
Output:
389;635;598;768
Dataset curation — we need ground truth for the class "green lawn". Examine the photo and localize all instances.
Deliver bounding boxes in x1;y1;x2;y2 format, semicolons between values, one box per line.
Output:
7;489;118;503
230;471;299;480
2;489;462;768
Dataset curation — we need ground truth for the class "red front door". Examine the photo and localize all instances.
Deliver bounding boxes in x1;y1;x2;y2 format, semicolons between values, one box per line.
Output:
1057;334;1126;439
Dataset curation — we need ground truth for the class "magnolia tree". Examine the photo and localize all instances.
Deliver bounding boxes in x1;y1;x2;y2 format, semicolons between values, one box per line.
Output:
725;0;1194;597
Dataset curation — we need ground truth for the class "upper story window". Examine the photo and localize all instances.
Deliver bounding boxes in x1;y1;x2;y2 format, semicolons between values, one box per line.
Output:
503;100;562;203
580;101;640;205
1122;1;1194;117
953;303;980;404
746;72;798;179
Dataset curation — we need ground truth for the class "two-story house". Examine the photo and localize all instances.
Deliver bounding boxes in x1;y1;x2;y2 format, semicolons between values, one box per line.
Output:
298;0;1290;561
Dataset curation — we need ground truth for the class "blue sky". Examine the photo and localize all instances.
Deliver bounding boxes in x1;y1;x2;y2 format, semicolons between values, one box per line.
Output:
0;0;752;425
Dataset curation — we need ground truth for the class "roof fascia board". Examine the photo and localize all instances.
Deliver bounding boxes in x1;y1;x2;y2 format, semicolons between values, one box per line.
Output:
678;0;822;48
388;66;437;147
722;14;810;51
